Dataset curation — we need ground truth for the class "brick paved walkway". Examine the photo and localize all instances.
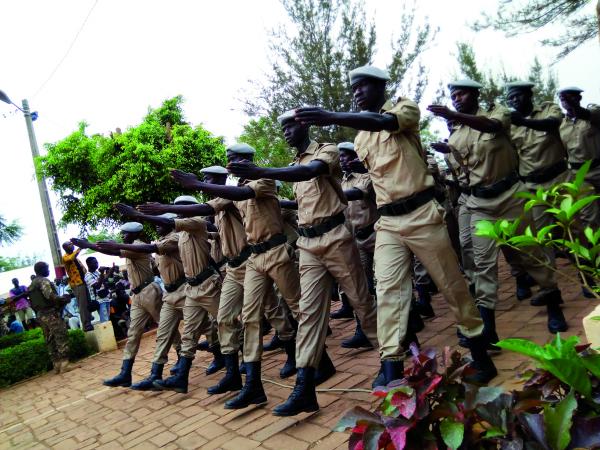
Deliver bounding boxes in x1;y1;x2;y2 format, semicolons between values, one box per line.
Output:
1;258;597;450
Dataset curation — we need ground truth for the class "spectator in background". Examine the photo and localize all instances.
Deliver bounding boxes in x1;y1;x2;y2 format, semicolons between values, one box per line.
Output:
62;241;94;331
7;314;25;333
9;278;36;330
62;297;81;330
84;257;111;323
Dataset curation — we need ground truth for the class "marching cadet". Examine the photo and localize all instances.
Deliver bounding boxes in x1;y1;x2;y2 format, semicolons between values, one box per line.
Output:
558;86;600;193
228;112;379;416
428;79;567;344
293;66;496;387
72;222;164;387
139;165;298;397
28;261;74;374
168;151;301;409
93;209;186;390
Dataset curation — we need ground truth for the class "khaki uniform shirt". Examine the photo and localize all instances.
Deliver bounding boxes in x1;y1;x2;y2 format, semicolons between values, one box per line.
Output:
280;204;300;243
174;217;211;278
154;231;184;285
354;99;433;206
121;240;155;289
510;102;566;176
341;172;378;233
206;197;248;258
292;141;347;226
233;179;285;245
559;106;600;164
448;106;517;186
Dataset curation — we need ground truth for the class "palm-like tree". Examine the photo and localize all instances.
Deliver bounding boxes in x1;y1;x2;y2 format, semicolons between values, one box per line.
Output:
0;214;23;245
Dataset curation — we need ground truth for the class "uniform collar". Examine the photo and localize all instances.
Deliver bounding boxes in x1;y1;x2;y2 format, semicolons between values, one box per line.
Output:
295;140;319;159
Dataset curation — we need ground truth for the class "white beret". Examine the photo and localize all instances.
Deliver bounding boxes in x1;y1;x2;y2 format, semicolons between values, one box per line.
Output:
448;79;483;90
277;109;296;125
558;86;584;94
174;195;199;205
227;143;256;155
158;213;177;220
337;142;355;152
120;222;143;233
200;165;228;175
349;65;390;85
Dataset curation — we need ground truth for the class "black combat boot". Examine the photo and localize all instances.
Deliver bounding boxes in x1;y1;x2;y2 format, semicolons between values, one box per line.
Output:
170;354;183;375
314;349;336;385
341;318;373;349
130;363;163;391
415;285;435;319
196;340;210;352
382;360;404;385
464;335;498;384
206;344;225;375
273;368;319;416
478;306;501;353
515;273;536;301
224;361;267;409
279;339;297;379
152;356;193;393
103;359;134;387
330;294;354;319
530;287;564;307
263;333;283;352
546;290;568;333
207;353;243;395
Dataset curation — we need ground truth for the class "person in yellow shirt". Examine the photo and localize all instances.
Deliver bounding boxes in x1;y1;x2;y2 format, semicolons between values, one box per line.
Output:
61;242;94;331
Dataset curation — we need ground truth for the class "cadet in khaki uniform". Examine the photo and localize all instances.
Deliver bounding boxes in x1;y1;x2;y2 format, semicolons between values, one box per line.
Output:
169;148;300;410
29;261;74;374
428;79;567;342
294;66;495;388
139;166;297;396
558;86;600;193
229;112;379;417
72;222;164;387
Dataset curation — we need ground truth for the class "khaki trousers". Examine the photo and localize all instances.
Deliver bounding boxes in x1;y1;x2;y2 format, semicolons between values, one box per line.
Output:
467;182;557;310
242;244;300;362
123;282;163;360
152;284;186;364
295;224;377;368
457;193;475;285
374;201;483;361
180;275;222;359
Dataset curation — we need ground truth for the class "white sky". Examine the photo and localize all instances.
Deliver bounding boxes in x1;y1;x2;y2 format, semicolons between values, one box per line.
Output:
1;0;599;266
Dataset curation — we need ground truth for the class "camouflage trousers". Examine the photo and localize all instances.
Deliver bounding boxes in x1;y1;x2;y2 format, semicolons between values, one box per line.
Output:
38;311;69;363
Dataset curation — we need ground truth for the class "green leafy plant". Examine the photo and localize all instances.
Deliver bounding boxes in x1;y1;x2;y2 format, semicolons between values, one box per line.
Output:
475;161;600;298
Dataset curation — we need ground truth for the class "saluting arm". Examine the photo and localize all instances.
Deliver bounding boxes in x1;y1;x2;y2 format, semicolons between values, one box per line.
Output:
254;161;328;183
170;170;255;201
137;202;215;217
448;113;502;133
512;114;561;133
70;238;121;256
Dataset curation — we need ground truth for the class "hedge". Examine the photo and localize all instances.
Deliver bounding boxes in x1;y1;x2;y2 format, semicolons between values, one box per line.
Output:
0;328;95;387
0;328;43;350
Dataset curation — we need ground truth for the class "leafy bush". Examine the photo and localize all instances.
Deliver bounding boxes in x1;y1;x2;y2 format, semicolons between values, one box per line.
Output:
335;336;600;450
0;327;43;350
0;328;94;388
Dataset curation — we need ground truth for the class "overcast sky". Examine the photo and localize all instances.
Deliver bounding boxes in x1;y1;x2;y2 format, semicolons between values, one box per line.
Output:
1;0;599;267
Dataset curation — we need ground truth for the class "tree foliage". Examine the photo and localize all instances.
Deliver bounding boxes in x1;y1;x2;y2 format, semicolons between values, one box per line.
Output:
455;42;559;110
472;0;600;59
0;215;23;246
38;97;226;231
0;255;36;273
243;0;438;144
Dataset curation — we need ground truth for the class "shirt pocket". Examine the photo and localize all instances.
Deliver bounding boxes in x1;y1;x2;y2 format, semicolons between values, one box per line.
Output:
296;179;321;199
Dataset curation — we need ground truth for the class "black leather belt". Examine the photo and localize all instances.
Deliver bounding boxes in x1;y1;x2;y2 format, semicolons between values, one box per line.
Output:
521;160;567;184
216;258;227;269
298;212;346;238
164;277;186;293
570;158;600;170
227;246;252;268
186;267;217;286
355;222;375;239
471;172;519;199
132;279;153;295
249;233;287;254
378;187;435;216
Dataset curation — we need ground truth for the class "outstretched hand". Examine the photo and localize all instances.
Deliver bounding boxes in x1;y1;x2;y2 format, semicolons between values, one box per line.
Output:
294;107;334;126
137;202;168;215
427;105;455;120
70;237;91;249
171;170;201;190
227;161;262;180
114;203;139;219
96;241;121;253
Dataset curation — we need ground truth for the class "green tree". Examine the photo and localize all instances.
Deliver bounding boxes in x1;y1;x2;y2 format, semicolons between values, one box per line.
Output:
38;97;226;231
0;255;37;272
455;42;560;110
472;0;600;59
0;215;23;246
244;0;438;144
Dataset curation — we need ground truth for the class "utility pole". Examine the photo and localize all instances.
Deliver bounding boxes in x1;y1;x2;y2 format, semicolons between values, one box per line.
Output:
21;99;65;277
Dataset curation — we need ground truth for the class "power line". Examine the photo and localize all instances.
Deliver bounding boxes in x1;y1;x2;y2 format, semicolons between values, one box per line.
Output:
32;0;99;100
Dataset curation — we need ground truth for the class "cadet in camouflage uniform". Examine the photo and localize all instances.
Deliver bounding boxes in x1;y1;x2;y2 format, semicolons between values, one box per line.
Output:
29;261;73;374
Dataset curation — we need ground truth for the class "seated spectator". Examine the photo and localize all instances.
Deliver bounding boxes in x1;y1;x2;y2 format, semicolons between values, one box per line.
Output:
62;298;81;330
7;314;25;334
84;257;111;323
9;278;36;330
